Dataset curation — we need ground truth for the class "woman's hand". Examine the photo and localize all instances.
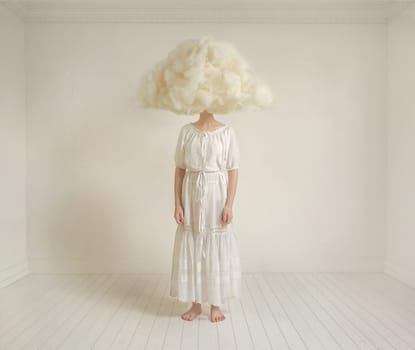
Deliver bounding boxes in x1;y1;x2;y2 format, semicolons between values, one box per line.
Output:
174;205;184;225
221;205;233;225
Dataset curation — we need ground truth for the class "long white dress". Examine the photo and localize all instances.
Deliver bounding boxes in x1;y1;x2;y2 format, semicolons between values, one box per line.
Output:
169;122;242;306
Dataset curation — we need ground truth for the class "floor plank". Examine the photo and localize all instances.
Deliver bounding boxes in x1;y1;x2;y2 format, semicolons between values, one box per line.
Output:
0;272;414;350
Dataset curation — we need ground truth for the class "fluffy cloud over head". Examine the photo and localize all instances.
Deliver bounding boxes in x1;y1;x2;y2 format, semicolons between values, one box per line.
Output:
138;35;273;115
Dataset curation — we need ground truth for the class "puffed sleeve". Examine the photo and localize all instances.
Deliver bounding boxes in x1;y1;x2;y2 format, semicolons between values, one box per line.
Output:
226;127;240;170
174;126;186;169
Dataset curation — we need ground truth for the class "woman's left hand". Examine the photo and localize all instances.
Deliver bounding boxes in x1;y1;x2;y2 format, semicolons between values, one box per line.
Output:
221;205;233;225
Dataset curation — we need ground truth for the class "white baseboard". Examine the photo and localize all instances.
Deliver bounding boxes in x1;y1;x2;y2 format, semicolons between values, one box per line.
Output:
28;258;165;274
384;261;415;289
0;260;29;288
28;256;385;274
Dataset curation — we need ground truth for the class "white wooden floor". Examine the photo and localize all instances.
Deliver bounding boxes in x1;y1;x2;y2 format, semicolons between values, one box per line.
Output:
0;273;415;350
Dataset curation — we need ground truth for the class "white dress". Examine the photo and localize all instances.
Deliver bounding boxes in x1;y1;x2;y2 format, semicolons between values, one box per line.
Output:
169;122;242;306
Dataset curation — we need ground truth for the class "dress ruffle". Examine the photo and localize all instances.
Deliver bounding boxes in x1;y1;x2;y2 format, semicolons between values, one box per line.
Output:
169;224;242;305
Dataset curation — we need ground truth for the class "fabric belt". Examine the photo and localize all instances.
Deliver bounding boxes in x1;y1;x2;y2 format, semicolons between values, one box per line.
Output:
187;169;226;258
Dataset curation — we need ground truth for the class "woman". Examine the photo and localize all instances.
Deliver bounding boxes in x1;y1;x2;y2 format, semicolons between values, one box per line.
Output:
169;109;242;322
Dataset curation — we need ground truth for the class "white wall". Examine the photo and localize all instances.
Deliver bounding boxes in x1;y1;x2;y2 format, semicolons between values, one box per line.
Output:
0;5;28;286
385;3;415;287
25;22;387;273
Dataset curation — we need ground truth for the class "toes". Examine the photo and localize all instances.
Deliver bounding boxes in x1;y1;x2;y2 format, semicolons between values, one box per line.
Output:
211;313;224;322
211;312;225;322
182;311;199;321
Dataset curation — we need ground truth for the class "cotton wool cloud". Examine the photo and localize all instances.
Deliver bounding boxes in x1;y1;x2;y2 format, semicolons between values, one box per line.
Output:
138;35;273;115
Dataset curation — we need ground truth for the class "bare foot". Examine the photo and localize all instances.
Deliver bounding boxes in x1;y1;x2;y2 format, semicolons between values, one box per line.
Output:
181;302;202;321
210;304;225;322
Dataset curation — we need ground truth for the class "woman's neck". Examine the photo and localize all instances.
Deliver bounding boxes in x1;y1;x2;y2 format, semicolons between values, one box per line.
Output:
197;111;218;126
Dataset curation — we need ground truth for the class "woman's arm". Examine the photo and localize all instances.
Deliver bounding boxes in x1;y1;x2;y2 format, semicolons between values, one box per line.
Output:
174;167;186;224
222;169;238;224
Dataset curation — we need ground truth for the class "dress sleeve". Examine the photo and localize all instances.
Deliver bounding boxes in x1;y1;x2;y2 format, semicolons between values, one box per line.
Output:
174;126;186;169
226;127;240;170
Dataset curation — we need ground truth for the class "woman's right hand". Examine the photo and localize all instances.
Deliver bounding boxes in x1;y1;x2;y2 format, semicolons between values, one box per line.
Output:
174;205;184;225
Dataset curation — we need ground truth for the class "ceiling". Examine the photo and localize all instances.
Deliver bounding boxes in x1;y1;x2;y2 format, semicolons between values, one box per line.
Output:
2;0;414;23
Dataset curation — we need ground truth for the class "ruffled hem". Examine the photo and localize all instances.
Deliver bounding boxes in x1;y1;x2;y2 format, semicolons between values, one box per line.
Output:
169;225;242;306
168;292;241;306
